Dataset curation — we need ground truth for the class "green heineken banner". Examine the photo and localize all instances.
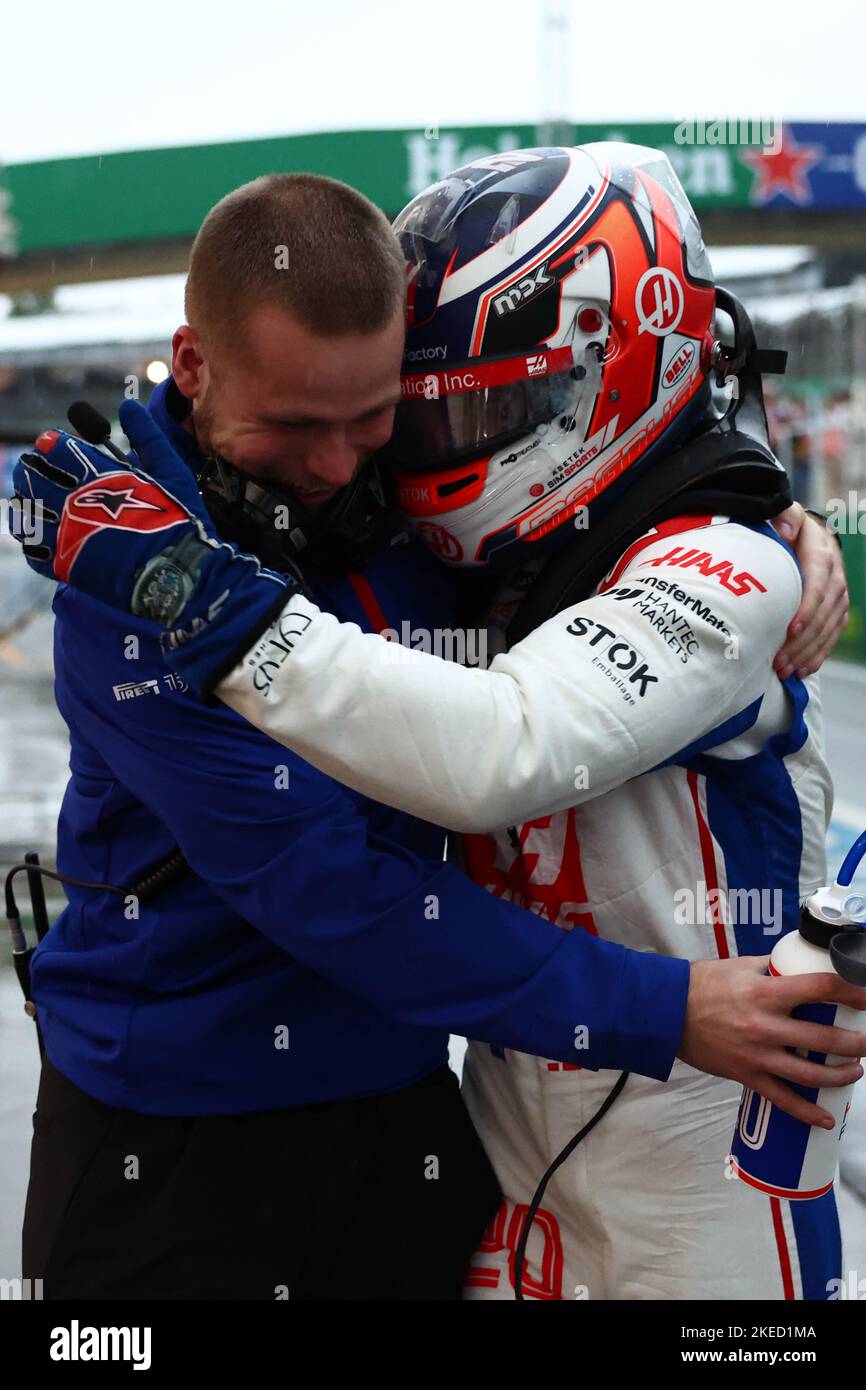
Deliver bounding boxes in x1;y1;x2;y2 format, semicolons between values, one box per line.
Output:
3;121;866;255
838;532;866;662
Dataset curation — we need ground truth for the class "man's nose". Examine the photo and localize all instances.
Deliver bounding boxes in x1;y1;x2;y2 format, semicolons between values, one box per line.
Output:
305;431;360;487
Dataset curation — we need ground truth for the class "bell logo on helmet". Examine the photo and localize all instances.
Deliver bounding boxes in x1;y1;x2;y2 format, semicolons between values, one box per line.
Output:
635;267;685;337
663;341;696;389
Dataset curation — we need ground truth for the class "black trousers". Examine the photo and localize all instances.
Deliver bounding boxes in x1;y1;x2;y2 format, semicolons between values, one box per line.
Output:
22;1058;500;1301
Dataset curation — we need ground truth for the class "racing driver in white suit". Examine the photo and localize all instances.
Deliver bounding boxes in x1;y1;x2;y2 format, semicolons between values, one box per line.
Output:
14;145;862;1300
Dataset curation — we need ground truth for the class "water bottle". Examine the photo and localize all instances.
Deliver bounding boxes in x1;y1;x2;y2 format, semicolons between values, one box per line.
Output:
729;831;866;1200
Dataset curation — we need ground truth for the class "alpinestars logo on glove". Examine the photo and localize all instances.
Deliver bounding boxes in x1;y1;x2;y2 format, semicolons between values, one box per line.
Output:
55;474;191;583
72;487;164;519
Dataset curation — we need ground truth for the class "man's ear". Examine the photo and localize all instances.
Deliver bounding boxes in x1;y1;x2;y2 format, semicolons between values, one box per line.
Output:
172;325;208;400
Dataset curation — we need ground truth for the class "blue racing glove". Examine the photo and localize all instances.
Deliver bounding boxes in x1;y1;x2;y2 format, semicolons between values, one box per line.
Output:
11;399;295;696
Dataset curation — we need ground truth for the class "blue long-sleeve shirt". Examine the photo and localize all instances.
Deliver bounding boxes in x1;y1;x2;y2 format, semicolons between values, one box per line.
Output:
30;379;689;1114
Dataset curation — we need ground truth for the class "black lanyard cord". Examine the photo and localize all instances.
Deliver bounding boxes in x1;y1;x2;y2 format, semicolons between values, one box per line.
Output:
513;1070;630;1300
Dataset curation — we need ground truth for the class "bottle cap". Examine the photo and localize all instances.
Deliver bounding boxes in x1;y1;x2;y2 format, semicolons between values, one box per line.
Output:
830;930;866;988
800;900;845;949
801;883;866;947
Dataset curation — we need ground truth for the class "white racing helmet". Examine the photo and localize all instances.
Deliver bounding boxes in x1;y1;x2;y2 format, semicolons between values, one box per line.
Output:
383;142;718;567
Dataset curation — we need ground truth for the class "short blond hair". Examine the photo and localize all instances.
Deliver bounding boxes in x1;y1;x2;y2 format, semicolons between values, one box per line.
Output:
185;173;405;353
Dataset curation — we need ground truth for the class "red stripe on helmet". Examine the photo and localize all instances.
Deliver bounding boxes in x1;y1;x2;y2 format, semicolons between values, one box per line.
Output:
400;346;574;400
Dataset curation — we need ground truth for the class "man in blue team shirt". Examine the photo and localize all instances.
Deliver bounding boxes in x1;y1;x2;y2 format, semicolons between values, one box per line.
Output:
18;173;859;1301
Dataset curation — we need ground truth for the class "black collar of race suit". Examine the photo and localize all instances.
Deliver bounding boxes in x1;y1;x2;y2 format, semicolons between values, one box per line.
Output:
164;378;397;575
504;290;791;650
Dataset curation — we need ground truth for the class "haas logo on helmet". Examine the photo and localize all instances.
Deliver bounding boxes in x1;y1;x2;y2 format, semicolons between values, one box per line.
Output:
635;268;684;337
417;522;463;562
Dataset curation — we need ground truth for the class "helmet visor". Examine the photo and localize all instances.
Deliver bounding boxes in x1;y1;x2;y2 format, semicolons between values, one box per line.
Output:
382;346;600;475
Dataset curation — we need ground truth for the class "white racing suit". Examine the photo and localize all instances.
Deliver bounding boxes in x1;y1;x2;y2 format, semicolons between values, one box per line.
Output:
216;514;842;1300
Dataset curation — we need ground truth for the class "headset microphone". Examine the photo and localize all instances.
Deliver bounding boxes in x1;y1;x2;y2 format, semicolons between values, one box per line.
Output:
67;401;134;465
